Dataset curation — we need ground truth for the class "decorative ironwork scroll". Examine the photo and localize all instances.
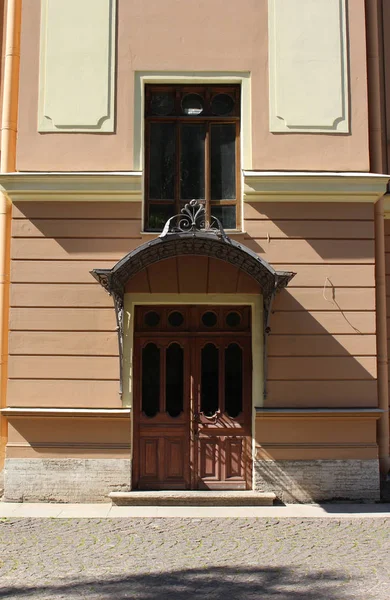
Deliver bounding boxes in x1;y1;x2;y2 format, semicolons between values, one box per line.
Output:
91;200;295;400
160;200;228;241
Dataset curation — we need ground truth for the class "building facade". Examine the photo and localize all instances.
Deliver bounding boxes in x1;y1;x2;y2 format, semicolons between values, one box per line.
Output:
0;0;390;502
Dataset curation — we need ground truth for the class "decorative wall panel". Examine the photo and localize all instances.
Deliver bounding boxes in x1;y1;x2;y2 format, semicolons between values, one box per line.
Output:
268;0;349;133
38;0;116;132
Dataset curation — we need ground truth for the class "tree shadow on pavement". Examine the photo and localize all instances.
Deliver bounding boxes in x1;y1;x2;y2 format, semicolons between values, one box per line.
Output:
0;565;356;599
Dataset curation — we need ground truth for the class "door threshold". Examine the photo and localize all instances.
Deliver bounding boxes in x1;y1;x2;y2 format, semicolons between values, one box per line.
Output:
109;490;276;506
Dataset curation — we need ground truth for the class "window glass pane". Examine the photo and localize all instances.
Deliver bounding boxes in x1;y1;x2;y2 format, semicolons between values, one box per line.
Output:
201;343;219;416
166;343;184;417
210;124;236;200
211;205;236;229
148;204;175;231
142;343;160;417
144;311;160;327
181;93;204;116
150;93;174;116
225;343;243;417
180;124;205;200
211;94;235;116
149;122;175;199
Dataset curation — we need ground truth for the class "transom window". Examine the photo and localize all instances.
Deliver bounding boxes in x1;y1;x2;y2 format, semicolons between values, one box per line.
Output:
144;84;241;232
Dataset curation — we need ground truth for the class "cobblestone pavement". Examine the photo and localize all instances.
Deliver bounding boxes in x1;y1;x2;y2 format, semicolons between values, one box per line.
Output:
0;517;389;599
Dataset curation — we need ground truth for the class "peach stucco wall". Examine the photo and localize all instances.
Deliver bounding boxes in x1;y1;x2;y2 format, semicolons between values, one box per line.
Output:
16;0;370;172
6;200;378;461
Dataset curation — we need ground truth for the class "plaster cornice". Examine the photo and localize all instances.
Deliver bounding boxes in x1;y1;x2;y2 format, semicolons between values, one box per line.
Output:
0;172;142;202
0;407;131;418
255;408;382;420
244;171;389;203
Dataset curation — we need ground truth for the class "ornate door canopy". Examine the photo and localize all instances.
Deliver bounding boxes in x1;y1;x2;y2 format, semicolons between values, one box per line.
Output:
91;200;295;302
91;201;295;397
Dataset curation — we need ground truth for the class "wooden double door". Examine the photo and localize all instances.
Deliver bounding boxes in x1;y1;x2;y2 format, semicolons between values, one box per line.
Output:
132;305;252;490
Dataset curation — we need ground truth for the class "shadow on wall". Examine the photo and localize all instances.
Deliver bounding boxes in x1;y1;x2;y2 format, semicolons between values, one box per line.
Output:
0;566;356;599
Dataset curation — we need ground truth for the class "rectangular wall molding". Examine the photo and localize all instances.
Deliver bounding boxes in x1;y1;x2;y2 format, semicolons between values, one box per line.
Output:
268;0;349;133
38;0;116;132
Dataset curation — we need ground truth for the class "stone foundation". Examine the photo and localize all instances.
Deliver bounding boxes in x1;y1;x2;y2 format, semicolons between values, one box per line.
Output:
0;467;4;500
254;459;380;503
3;458;131;503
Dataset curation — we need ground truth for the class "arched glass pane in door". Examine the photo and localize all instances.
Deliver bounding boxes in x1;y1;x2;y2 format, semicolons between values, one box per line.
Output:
142;343;160;417
225;343;243;417
166;343;184;417
201;343;219;416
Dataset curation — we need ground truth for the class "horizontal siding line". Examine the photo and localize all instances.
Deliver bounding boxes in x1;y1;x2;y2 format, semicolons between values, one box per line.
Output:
12;218;142;222
268;354;376;358
9;353;119;358
11;281;97;285
244;218;375;222
270;332;375;336
12;236;143;241
7;378;120;382
9;282;376;289
270;260;376;267
10;306;114;309
267;379;377;383
9;329;117;333
9;307;377;311
8;377;120;381
10;258;377;265
286;286;375;290
11;258;118;262
273;309;376;313
267;378;376;382
9;259;377;266
245;237;375;241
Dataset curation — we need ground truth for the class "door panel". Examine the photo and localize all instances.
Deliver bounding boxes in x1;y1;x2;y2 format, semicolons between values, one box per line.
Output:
225;438;245;480
194;336;252;490
134;336;190;490
140;438;159;479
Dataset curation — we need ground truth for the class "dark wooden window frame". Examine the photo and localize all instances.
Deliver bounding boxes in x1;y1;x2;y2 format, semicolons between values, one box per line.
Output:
144;84;241;231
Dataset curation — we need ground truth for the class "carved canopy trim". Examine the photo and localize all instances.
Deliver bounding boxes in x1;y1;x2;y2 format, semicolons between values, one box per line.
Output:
91;231;294;302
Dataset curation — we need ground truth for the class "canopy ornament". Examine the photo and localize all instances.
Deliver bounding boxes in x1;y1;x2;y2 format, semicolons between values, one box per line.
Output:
160;200;227;240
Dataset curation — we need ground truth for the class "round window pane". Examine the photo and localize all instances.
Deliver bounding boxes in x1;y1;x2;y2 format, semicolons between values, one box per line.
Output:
181;93;204;116
211;93;235;116
168;311;184;327
144;311;160;327
202;311;217;327
150;93;175;115
226;311;241;327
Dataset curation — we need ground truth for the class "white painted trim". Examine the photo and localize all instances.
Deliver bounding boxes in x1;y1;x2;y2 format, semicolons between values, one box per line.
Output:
0;172;142;202
244;171;390;178
244;171;389;203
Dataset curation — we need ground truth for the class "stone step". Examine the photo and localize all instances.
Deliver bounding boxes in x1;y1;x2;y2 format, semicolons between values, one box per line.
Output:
109;491;276;506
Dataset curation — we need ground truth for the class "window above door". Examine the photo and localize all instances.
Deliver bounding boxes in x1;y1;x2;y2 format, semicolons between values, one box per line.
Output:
144;84;241;232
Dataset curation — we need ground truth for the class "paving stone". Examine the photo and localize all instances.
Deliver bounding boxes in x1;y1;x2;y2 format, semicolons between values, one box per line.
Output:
0;517;389;598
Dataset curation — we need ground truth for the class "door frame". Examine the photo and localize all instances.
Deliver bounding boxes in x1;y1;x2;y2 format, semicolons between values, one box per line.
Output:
123;293;264;490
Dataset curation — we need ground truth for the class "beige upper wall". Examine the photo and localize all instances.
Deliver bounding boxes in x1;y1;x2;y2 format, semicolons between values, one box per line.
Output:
16;0;369;172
